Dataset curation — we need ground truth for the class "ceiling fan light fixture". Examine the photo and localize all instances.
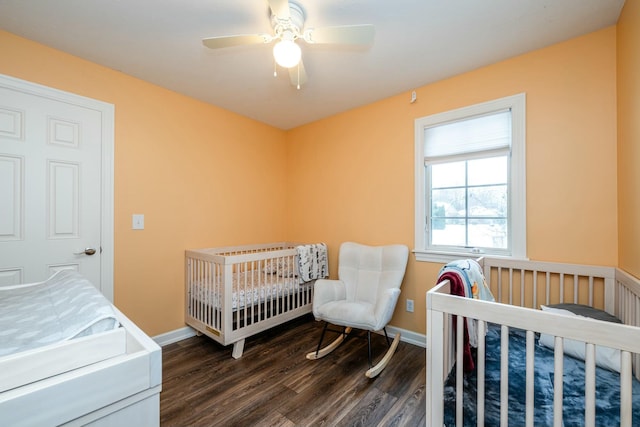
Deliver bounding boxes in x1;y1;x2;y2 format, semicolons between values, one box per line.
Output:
273;39;301;68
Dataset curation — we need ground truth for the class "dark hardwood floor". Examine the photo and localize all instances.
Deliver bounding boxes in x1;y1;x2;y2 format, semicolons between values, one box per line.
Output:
160;314;426;426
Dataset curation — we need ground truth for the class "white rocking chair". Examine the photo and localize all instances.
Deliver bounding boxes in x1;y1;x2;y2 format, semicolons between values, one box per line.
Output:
306;242;409;378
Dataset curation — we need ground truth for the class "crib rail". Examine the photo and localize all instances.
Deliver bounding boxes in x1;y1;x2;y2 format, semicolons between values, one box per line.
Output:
480;257;616;312
427;258;640;427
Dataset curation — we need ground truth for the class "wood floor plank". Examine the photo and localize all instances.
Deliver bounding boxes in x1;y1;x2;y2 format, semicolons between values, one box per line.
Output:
253;411;297;427
334;386;398;427
376;372;426;426
160;314;426;426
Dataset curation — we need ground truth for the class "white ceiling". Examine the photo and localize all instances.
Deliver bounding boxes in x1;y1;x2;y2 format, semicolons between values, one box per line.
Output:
0;0;625;130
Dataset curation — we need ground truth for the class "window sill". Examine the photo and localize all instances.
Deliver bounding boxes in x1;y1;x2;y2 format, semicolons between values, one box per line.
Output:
413;249;527;263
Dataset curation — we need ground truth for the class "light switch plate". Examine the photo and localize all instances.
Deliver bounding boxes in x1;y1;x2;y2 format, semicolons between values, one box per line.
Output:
132;214;144;230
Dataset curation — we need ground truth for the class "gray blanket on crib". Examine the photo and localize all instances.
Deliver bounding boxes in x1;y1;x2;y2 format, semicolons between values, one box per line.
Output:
443;324;640;427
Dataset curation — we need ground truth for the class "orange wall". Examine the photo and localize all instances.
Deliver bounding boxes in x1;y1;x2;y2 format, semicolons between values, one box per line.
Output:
0;25;621;338
287;27;618;334
0;30;288;335
617;0;640;278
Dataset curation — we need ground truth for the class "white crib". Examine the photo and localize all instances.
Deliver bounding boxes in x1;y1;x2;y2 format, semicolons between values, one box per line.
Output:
427;257;640;427
185;242;320;359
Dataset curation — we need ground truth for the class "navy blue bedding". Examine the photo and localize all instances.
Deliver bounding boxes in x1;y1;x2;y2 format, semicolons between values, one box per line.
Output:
443;324;640;427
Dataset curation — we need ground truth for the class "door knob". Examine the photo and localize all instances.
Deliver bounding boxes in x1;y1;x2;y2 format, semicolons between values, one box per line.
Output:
74;248;97;256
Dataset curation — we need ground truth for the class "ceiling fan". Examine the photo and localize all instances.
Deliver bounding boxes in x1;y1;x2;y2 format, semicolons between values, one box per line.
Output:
202;0;375;89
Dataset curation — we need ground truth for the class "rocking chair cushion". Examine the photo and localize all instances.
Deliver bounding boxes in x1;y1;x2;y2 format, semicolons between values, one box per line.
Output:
314;301;376;330
312;279;347;313
313;288;402;331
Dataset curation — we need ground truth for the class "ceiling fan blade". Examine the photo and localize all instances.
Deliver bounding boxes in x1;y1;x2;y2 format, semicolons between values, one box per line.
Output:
268;0;290;19
288;60;307;89
202;34;269;49
304;24;375;45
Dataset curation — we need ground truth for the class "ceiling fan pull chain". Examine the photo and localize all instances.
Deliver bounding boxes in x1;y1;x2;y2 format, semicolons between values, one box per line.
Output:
274;60;278;77
296;63;301;90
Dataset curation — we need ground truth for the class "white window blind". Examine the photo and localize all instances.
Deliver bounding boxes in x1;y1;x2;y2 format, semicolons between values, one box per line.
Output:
424;109;512;162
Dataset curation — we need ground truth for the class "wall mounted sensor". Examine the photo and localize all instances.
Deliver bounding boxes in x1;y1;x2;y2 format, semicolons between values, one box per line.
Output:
410;91;417;104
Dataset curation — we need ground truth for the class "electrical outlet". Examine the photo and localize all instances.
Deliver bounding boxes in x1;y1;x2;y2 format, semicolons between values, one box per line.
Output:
406;299;414;313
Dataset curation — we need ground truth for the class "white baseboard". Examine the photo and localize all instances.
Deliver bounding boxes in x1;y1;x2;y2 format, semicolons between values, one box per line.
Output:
153;326;197;347
382;325;426;348
154;324;426;349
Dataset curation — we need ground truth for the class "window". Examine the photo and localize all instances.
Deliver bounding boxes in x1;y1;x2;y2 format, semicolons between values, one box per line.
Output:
414;94;526;262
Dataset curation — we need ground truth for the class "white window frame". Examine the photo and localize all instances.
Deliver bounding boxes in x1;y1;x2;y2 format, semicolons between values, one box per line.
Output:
414;93;527;263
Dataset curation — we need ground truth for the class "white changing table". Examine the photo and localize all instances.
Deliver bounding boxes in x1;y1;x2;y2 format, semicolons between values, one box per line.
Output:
0;306;161;426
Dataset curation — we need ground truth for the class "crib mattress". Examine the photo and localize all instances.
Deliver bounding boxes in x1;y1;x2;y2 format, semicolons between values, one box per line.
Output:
0;270;120;357
191;271;311;310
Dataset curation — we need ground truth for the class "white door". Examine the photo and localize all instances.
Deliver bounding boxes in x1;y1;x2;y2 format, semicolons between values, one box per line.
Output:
0;75;114;299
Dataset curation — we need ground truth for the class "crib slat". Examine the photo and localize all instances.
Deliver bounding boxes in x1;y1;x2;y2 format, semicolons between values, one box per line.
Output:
210;261;214;326
559;273;565;303
191;260;197;320
234;263;239;327
616;281;622;321
456;316;464;427
252;261;257;322
190;260;197;320
212;263;215;328
197;261;202;324
275;262;285;313
509;269;514;306
525;330;534;427
500;325;509;427
202;261;206;318
251;261;256;322
209;262;214;327
477;320;486;427
216;262;221;330
204;261;210;327
243;261;249;325
545;271;551;305
260;260;274;320
585;343;596;427
627;287;633;331
192;260;200;324
497;267;503;303
533;270;538;309
552;337;564;427
621;350;632;427
520;269;525;307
